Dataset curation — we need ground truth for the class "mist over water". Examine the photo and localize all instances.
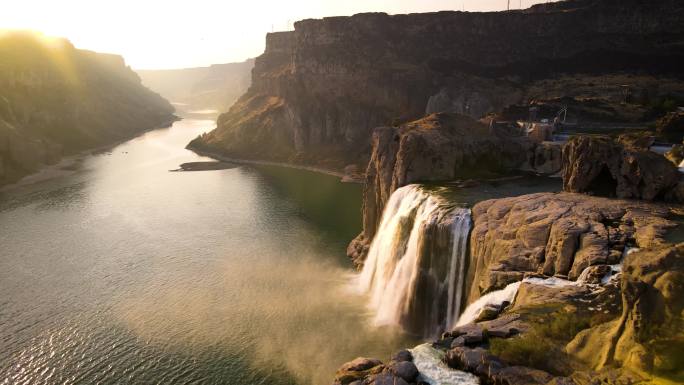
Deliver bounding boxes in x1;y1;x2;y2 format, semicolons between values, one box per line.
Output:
0;119;414;385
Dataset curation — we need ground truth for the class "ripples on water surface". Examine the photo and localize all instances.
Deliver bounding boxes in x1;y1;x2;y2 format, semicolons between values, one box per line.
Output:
0;119;415;385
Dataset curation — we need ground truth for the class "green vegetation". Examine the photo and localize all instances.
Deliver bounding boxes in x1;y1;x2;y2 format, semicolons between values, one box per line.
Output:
489;308;590;375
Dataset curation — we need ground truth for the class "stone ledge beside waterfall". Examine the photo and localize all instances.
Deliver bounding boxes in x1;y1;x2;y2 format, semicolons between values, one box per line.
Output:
433;243;684;385
467;192;678;304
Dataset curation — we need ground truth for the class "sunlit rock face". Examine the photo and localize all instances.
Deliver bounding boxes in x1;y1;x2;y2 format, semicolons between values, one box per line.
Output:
190;0;684;170
466;192;676;303
0;31;175;186
567;243;684;373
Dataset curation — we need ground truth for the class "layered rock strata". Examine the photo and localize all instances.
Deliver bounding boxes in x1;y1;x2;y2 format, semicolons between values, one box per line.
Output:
190;0;684;171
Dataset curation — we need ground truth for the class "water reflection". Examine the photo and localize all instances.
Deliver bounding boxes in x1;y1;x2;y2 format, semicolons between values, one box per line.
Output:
0;119;414;385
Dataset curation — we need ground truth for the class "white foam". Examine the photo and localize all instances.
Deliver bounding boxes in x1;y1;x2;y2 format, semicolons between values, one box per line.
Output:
410;343;479;385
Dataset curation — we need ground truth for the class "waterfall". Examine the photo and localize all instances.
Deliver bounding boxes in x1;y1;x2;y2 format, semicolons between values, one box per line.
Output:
358;185;471;337
454;281;522;327
453;254;640;328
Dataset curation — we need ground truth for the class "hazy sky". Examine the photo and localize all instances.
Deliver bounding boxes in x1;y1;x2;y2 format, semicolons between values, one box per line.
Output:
1;0;557;69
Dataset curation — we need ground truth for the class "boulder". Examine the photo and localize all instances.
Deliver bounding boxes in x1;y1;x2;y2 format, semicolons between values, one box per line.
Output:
386;361;419;383
444;347;489;372
391;350;413;363
561;135;680;201
333;357;385;385
369;374;409;385
576;264;612;285
527;141;563;175
478;313;529;338
448;324;485;345
474;304;503;323
512;282;590;311
338;357;383;372
616;132;655;150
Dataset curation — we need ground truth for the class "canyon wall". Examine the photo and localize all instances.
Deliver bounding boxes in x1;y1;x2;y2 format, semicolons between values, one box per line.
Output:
137;59;254;113
0;31;175;186
190;0;684;171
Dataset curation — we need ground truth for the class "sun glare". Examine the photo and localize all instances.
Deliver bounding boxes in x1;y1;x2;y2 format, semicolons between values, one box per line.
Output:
0;0;557;69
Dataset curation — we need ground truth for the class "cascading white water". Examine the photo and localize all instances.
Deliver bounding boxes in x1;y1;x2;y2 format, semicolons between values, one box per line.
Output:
410;343;479;385
453;249;640;328
358;185;471;337
454;281;522;327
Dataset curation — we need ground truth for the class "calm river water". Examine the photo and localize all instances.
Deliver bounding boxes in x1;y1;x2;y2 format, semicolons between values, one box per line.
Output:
0;119;414;385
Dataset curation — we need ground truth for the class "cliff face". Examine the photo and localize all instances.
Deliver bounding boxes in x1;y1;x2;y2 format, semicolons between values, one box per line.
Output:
562;135;681;201
347;113;528;265
190;0;684;171
137;59;254;113
0;31;175;186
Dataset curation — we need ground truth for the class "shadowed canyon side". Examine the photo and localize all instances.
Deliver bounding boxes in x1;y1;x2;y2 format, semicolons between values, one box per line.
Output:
137;59;254;114
188;0;684;172
0;31;176;186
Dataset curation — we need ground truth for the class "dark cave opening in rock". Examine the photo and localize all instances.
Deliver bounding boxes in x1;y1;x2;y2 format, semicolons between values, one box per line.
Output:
587;166;618;197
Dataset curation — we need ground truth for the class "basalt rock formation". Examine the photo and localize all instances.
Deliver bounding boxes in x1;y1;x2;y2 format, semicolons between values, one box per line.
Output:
432;224;684;385
467;192;675;302
347;113;528;266
190;0;684;172
0;31;175;186
333;351;419;385
561;135;681;201
567;243;684;375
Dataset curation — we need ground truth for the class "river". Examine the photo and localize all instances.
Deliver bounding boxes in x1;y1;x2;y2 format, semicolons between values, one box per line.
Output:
0;118;415;385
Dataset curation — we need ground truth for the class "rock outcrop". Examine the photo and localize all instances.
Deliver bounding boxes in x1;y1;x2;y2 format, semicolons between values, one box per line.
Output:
567;243;684;375
656;111;684;136
561;135;681;201
190;0;684;171
467;192;675;302
332;351;419;385
0;31;175;186
525;142;563;175
347;113;527;265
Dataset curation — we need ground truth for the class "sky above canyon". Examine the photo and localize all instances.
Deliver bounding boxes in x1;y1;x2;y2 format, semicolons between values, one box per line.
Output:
2;0;558;69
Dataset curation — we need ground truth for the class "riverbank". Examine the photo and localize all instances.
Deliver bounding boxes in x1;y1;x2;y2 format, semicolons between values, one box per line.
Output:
0;116;180;192
186;147;364;183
